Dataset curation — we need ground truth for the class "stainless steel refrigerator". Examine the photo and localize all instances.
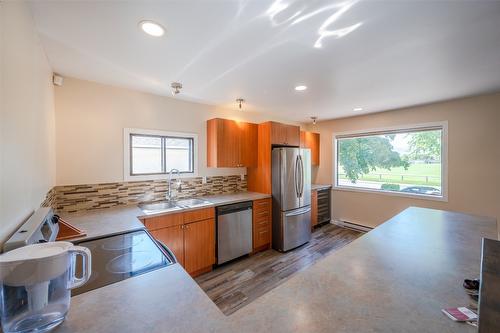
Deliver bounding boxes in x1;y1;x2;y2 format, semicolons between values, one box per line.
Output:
272;147;311;252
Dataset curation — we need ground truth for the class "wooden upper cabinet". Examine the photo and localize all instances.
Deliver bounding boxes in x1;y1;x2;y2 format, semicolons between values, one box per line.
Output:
207;118;257;168
300;130;320;166
269;122;300;146
240;122;258;167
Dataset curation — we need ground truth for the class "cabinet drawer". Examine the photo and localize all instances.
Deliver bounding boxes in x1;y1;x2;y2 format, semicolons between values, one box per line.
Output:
255;214;270;227
184;207;215;224
143;212;184;231
254;225;270;248
254;208;270;220
253;198;271;212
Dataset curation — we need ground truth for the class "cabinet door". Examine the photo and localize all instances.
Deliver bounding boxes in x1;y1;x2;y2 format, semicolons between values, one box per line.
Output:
207;118;257;167
220;119;241;167
150;225;185;266
311;190;318;228
299;131;320;166
270;122;288;145
240;122;257;167
207;118;239;167
300;131;306;148
184;219;215;275
285;124;300;146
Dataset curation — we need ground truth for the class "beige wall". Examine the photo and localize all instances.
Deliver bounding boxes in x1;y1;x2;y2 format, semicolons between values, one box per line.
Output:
55;77;298;185
0;2;56;245
310;93;500;228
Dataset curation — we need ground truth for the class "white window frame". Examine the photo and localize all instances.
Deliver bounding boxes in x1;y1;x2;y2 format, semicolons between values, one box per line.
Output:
123;128;198;181
333;121;448;202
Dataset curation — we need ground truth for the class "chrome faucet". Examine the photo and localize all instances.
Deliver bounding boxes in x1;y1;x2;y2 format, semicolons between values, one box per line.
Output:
167;168;181;201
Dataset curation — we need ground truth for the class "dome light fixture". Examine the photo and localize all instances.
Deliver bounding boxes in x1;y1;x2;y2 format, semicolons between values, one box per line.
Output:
171;82;182;95
236;98;245;110
139;20;165;37
353;107;363;112
295;85;307;91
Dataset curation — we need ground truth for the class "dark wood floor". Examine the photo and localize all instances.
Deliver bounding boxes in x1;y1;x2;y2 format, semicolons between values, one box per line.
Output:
195;223;362;315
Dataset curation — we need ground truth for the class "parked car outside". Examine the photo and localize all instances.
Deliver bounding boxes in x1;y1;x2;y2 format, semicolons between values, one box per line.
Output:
400;186;440;195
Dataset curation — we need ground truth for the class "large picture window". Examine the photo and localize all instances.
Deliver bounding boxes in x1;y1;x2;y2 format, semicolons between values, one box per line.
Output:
334;123;447;200
124;128;197;180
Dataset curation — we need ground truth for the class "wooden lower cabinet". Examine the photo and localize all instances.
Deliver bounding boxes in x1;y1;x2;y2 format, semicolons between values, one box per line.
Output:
311;190;318;229
184;219;215;276
143;208;215;277
252;198;272;252
150;225;185;266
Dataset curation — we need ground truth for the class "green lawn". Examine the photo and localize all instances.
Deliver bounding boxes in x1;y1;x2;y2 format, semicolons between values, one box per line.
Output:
338;163;441;186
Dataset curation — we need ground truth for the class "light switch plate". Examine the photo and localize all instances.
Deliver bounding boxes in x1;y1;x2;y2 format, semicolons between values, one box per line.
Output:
201;176;207;184
241;174;245;181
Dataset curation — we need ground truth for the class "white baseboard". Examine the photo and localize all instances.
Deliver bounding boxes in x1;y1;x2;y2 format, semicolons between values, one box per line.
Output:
331;219;372;233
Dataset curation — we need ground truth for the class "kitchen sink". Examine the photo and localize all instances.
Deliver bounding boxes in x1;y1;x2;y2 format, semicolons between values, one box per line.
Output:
139;198;213;215
139;201;183;215
176;198;213;209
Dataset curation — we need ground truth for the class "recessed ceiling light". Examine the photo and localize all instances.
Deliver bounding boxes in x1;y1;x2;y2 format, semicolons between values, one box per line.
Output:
139;20;165;37
295;85;307;91
353;107;363;111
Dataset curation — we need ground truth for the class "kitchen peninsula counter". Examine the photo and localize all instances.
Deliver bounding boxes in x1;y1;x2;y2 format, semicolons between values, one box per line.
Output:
56;207;497;333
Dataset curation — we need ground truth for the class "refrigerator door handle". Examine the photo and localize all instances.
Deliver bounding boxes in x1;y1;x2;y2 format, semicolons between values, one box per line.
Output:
299;155;304;198
294;155;300;198
285;206;311;217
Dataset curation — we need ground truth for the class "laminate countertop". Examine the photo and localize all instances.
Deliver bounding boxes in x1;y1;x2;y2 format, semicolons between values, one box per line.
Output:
60;191;271;241
311;184;332;191
55;207;497;333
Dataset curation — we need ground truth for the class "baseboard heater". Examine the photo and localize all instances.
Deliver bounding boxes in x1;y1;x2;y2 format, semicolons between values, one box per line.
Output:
331;219;373;233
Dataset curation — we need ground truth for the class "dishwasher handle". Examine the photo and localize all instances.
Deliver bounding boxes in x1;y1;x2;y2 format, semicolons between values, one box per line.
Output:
216;201;253;215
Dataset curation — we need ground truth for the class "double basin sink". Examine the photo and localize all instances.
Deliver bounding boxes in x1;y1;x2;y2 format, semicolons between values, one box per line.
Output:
139;198;213;215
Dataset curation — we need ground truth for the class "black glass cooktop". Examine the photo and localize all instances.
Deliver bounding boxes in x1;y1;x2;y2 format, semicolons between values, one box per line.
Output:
72;230;175;296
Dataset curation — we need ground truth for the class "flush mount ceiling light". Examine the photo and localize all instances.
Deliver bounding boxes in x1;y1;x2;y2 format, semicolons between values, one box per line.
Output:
236;98;245;110
139;20;165;37
295;85;307;91
171;82;182;95
311;116;317;125
353;107;363;111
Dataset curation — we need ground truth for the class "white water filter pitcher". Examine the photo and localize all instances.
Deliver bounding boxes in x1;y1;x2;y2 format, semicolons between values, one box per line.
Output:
0;242;91;333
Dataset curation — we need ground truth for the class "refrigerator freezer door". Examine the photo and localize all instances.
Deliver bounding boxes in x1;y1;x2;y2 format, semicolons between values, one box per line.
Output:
272;148;300;211
299;149;312;207
280;206;312;252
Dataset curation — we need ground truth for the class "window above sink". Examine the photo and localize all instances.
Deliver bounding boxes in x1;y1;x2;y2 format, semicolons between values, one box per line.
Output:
123;128;198;181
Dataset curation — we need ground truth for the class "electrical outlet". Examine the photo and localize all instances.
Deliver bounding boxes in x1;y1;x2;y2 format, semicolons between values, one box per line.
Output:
241;174;245;181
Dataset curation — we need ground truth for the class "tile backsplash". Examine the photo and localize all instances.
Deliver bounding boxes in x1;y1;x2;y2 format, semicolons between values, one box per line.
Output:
42;175;247;214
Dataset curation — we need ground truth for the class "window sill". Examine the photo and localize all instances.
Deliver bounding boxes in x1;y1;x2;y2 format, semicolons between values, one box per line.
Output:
333;185;448;202
124;173;197;182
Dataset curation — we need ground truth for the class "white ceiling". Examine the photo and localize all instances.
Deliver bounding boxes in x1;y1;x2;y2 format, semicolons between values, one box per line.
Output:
30;0;500;121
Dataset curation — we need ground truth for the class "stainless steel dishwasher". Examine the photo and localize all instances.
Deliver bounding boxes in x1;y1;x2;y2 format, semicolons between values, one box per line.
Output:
216;201;253;264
